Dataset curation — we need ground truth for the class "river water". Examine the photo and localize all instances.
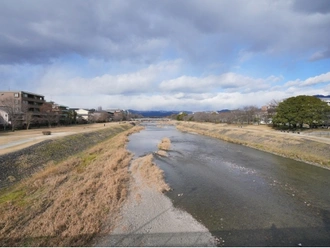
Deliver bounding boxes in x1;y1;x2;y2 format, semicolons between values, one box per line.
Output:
127;124;330;246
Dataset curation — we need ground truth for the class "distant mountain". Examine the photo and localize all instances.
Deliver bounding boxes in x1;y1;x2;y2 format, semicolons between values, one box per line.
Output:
313;94;330;98
128;110;192;118
217;109;231;113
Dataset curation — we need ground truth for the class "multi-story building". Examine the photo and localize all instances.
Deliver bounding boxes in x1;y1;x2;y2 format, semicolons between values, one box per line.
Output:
0;91;45;128
51;102;70;124
0;91;45;112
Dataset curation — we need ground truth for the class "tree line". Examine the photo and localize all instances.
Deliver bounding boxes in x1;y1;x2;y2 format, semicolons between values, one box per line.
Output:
172;96;330;129
0;99;140;131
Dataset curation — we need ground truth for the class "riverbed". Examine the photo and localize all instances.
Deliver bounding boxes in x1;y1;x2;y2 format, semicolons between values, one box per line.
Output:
127;123;330;246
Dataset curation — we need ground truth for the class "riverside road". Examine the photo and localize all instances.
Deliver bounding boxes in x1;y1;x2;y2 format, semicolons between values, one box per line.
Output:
127;124;330;246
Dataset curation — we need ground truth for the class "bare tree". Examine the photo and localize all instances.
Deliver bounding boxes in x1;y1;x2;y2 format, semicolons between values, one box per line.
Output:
91;111;110;123
40;102;59;128
21;104;34;130
266;99;280;123
242;106;259;124
0;97;22;131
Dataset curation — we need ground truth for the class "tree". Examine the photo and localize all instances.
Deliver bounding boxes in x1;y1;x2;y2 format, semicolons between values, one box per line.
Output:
0;97;22;131
66;109;77;124
21;104;34;130
40;102;59;127
176;112;188;121
242;106;259;124
273;95;330;128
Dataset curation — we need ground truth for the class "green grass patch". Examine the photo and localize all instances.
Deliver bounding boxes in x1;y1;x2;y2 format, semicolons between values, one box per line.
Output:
0;187;26;205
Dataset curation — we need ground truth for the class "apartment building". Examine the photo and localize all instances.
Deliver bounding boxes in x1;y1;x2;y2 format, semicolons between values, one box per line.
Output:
0;91;45;127
0;91;45;112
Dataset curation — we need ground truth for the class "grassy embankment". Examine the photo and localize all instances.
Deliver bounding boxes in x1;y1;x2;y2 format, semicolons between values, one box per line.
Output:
176;122;330;168
0;124;144;246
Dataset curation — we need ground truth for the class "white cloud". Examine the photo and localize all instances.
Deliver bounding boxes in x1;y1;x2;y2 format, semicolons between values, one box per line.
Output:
159;73;280;93
285;72;330;87
36;59;182;97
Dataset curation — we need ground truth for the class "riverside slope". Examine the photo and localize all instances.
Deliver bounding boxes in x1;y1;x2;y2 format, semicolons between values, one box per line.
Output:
176;122;330;169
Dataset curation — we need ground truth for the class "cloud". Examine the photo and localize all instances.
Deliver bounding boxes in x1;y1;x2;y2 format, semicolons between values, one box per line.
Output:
50;90;291;112
285;72;330;87
309;49;330;61
159;73;280;93
1;0;330;65
291;0;330;14
1;1;330;112
36;59;182;96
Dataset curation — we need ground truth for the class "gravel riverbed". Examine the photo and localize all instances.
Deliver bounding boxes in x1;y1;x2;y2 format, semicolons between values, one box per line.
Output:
93;154;216;247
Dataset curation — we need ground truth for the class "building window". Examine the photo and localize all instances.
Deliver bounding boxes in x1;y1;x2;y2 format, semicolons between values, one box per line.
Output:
14;93;19;98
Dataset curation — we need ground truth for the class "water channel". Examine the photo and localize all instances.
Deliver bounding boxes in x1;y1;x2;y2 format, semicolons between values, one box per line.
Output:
127;123;330;246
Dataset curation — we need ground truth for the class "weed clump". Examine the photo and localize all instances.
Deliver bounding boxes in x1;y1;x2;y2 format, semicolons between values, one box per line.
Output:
158;137;171;151
131;154;170;193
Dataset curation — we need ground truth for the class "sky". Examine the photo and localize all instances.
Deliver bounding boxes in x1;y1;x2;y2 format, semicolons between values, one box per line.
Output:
0;0;330;111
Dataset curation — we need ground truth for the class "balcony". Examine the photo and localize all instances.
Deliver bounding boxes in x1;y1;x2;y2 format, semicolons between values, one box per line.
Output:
22;96;45;103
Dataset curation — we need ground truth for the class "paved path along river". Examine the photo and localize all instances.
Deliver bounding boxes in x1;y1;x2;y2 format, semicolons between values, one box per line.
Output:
127;124;330;246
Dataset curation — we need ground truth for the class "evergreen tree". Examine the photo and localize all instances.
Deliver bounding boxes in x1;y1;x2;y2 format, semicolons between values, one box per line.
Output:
273;95;330;128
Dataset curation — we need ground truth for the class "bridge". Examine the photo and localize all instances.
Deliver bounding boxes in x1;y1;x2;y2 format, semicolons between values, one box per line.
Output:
131;118;172;122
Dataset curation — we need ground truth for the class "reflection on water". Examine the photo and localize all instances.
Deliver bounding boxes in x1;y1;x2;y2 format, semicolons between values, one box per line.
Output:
127;124;330;246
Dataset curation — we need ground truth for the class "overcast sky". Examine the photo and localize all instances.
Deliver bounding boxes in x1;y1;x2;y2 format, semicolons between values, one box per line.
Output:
1;0;330;111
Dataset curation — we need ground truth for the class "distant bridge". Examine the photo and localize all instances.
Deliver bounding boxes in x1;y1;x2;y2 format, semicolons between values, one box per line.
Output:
132;118;171;122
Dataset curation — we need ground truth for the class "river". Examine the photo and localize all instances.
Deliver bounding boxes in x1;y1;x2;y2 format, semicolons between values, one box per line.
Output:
127;123;330;246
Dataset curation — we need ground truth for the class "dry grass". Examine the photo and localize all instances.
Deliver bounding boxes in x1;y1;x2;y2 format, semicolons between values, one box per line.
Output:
156;150;168;157
0;125;144;246
176;122;330;168
158;137;171;151
131;154;170;193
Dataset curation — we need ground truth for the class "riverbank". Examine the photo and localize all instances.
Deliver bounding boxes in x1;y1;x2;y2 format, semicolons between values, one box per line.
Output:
93;154;215;247
0;123;142;246
176;122;330;169
0;123;123;155
0;123;135;189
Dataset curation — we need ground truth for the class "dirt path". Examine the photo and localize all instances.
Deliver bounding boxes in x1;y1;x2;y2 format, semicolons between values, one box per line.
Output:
0;123;119;155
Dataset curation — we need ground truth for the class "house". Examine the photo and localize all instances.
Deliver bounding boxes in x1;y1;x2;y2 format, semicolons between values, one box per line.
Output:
0;108;10;129
50;102;70;124
71;108;94;123
105;109;129;121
